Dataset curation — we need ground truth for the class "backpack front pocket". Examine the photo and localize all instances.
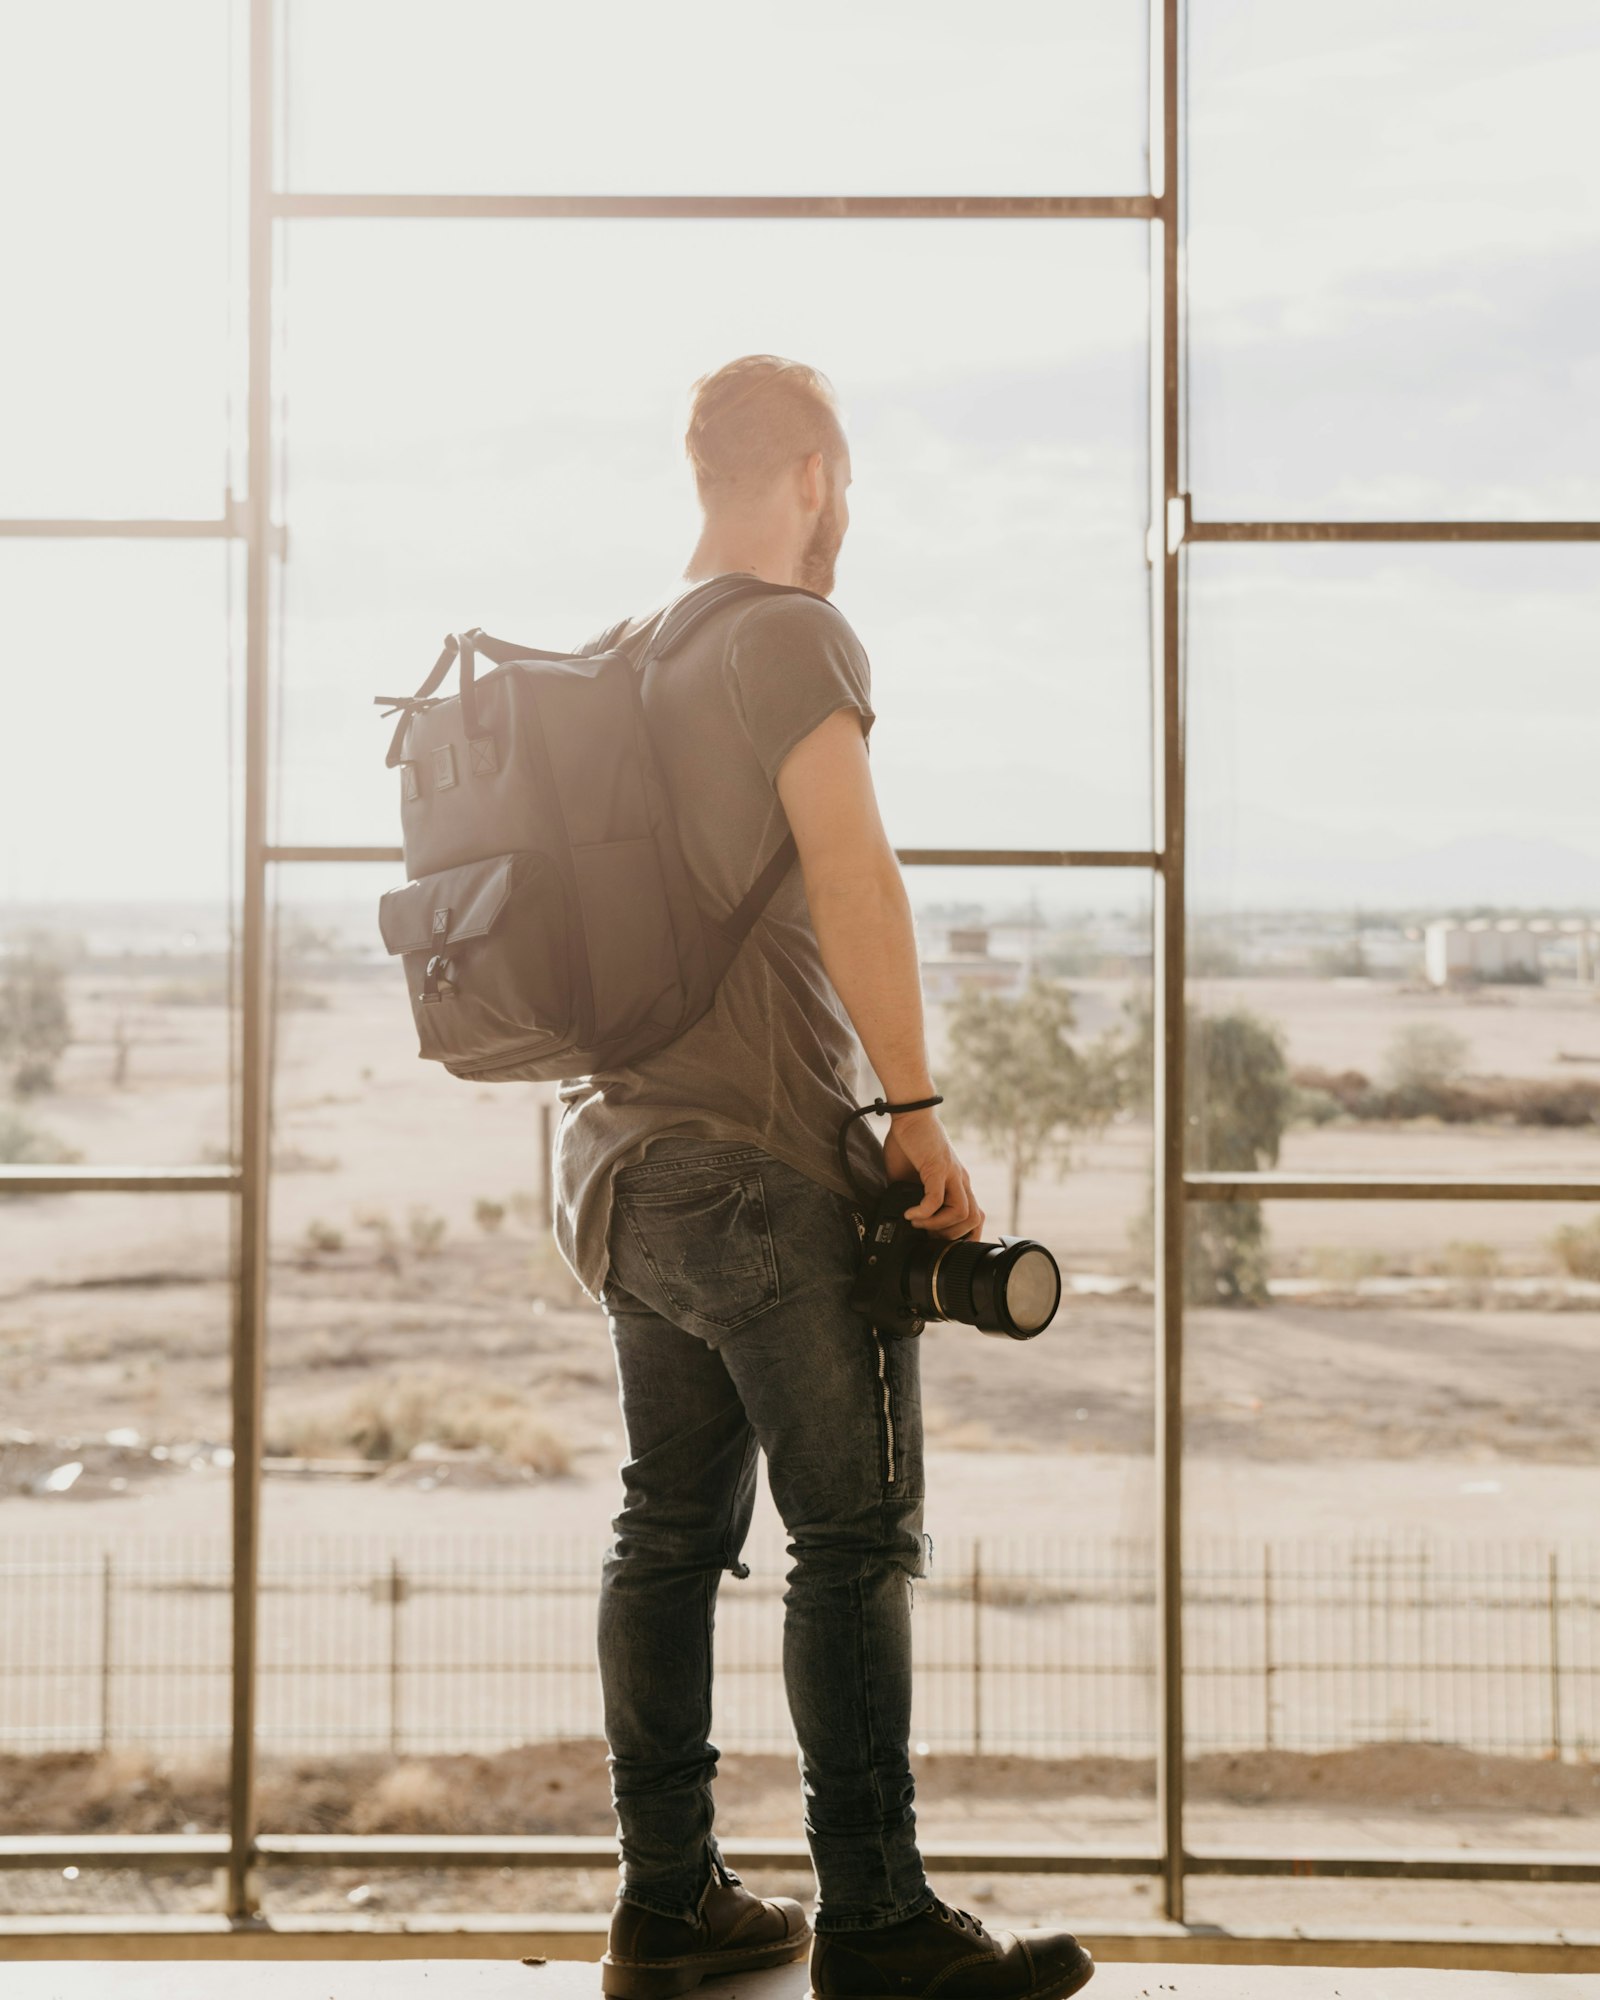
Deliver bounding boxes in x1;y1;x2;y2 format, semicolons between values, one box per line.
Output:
378;850;575;1078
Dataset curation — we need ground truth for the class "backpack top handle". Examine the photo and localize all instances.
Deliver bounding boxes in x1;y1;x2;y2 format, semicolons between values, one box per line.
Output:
376;575;826;769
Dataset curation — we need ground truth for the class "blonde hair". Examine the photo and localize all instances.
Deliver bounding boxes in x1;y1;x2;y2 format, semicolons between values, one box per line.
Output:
685;354;845;503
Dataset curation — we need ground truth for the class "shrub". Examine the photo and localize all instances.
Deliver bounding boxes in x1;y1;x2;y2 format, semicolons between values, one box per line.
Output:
1290;1085;1343;1127
406;1206;447;1257
473;1198;506;1236
302;1219;344;1256
508;1189;547;1233
0;1108;82;1167
0;934;73;1093
1438;1240;1500;1282
272;1147;341;1174
354;1208;400;1272
1307;1245;1386;1286
1381;1023;1471;1095
275;1369;572;1475
1549;1217;1600;1283
1290;1064;1600;1130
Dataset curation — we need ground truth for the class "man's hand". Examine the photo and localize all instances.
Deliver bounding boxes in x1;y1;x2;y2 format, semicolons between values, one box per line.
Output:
881;1107;985;1241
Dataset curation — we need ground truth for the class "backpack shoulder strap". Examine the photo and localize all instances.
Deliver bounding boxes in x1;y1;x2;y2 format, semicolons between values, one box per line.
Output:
710;826;799;956
640;574;825;668
643;576;822;950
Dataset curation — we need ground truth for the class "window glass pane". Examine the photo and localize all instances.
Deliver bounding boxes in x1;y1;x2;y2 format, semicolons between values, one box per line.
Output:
0;1194;232;1835
1182;1197;1600;1928
285;0;1147;196
0;545;235;1168
1188;0;1600;518
0;3;235;516
1186;544;1600;1182
276;220;1151;856
256;863;1160;1908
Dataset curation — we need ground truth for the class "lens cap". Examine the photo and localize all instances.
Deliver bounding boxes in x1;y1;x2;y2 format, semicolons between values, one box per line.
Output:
1000;1244;1060;1335
970;1238;1061;1338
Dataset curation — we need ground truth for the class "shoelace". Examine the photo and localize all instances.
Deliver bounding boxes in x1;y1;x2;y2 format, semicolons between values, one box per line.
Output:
932;1897;987;1938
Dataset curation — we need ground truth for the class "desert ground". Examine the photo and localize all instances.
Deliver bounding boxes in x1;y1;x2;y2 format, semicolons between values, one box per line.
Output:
1;957;1597;1930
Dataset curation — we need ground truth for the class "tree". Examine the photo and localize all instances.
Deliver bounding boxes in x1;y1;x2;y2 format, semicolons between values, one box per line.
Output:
0;933;73;1095
1122;996;1295;1304
1382;1022;1470;1094
939;974;1123;1233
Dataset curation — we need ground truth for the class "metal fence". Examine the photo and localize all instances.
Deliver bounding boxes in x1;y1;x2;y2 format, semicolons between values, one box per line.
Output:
0;1533;1594;1765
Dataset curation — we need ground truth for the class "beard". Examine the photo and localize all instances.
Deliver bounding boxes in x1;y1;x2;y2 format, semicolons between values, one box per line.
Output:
797;487;846;597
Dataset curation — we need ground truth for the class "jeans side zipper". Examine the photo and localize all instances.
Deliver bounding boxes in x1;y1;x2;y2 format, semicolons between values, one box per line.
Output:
872;1328;896;1484
851;1204;896;1486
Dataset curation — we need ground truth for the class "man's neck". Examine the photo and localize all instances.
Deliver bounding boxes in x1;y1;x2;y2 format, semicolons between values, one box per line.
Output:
684;530;795;588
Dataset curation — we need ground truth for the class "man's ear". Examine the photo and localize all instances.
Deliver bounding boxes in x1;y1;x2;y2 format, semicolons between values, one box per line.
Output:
798;449;826;513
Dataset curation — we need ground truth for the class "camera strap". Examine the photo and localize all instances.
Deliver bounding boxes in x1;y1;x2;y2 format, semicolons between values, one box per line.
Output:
835;1093;944;1205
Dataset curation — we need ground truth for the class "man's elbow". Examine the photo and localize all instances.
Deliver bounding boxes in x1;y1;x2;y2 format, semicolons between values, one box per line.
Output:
800;844;904;907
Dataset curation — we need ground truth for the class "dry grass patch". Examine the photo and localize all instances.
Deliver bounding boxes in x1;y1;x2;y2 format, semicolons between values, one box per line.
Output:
271;1366;572;1475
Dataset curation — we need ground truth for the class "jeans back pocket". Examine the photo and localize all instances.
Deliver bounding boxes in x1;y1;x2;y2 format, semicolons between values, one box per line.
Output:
613;1158;780;1332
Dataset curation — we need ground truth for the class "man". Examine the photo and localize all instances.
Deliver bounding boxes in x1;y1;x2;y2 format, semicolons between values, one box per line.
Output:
554;355;1094;2000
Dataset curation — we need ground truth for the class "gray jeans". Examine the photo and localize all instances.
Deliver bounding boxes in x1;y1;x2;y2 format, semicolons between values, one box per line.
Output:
597;1136;934;1933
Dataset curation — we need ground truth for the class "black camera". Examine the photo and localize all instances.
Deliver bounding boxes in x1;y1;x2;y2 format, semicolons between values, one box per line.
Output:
848;1176;1062;1341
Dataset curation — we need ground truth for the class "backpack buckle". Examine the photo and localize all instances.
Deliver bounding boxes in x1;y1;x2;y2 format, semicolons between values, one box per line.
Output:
420;952;456;1004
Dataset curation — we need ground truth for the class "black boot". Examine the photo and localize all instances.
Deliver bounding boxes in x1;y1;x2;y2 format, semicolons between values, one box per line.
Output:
602;1850;812;2000
810;1894;1093;2000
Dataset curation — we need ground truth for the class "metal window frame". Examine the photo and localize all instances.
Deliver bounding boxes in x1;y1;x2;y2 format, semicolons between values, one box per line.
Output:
3;0;1599;1952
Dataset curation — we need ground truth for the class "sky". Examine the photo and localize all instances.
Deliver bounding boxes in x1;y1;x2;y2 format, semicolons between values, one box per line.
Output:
2;1;1597;916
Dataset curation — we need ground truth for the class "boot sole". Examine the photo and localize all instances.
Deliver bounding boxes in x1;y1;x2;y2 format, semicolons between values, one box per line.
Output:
602;1927;813;2000
809;1940;1095;2000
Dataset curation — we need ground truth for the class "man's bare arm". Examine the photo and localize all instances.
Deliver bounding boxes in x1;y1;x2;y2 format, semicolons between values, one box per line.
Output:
774;707;982;1237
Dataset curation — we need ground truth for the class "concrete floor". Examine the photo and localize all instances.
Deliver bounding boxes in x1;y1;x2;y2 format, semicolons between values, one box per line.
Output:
9;1963;1600;1999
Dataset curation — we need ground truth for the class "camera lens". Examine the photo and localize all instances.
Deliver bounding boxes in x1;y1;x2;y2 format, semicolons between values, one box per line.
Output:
986;1244;1060;1336
906;1234;1062;1340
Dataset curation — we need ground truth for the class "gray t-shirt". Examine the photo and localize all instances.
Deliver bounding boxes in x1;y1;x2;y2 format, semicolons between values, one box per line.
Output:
552;578;889;1305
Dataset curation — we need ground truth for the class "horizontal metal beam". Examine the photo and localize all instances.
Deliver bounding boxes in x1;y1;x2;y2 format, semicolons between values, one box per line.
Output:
257;1833;1155;1875
275;193;1158;221
266;845;1162;870
0;1165;241;1196
1187;1172;1600;1203
1;1913;1596;1971
899;848;1160;869
0;1834;228;1871
16;1831;1593;1889
266;845;404;865
0;517;239;539
1186;1847;1600;1884
1188;519;1600;543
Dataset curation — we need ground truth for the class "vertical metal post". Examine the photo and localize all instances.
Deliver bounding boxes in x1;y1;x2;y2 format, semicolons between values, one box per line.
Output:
1262;1545;1274;1753
228;0;275;1922
390;1556;405;1756
971;1539;983;1757
1549;1549;1562;1761
1150;0;1188;1925
539;1099;555;1231
99;1550;114;1754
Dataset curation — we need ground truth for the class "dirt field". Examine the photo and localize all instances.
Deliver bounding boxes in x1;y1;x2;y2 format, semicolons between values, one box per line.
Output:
13;967;1600;1261
3;962;1597;1933
2;1737;1597;1933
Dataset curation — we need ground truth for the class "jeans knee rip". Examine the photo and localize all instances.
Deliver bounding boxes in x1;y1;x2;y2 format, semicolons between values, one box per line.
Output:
906;1531;933;1606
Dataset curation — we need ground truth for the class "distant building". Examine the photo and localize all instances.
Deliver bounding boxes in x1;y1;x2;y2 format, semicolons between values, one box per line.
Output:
918;922;1026;1002
1423;917;1548;987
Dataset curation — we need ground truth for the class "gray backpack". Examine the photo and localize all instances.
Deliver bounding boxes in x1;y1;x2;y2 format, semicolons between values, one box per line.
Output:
376;574;818;1082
